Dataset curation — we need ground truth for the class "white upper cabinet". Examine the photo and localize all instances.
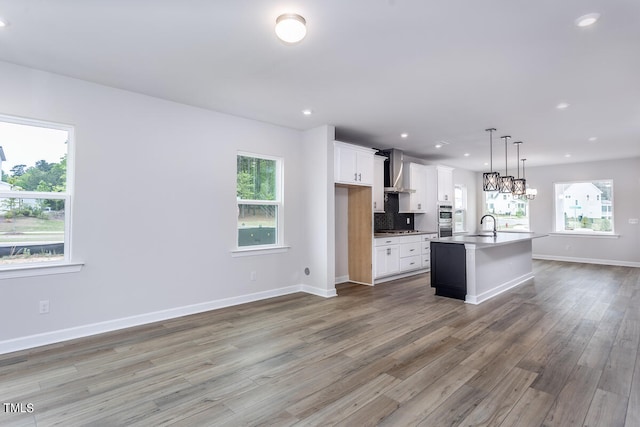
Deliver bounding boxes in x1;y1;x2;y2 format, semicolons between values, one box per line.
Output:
399;162;427;213
334;141;376;186
426;165;454;204
373;155;385;212
437;166;454;202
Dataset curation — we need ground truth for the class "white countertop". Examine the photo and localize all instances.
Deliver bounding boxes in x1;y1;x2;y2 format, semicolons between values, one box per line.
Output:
433;232;547;248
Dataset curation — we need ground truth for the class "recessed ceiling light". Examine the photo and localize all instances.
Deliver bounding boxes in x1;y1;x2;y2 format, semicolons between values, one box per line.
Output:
435;144;443;149
575;13;600;27
564;153;572;158
0;18;7;27
400;133;408;138
302;109;312;116
588;136;598;142
484;162;489;166
556;102;570;110
464;153;470;157
275;14;307;44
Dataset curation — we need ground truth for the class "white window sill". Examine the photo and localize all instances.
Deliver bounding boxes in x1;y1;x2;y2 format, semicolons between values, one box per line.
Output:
231;246;291;257
549;232;620;239
0;261;84;280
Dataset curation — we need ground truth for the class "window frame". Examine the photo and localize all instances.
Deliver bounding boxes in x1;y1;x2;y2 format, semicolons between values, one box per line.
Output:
0;113;81;277
483;191;530;232
553;179;615;235
453;184;467;233
234;151;285;254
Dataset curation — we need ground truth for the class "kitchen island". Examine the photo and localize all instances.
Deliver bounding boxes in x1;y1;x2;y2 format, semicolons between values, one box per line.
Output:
430;232;547;304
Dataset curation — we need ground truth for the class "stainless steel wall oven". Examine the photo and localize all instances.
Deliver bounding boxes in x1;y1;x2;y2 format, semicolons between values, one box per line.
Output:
438;204;453;237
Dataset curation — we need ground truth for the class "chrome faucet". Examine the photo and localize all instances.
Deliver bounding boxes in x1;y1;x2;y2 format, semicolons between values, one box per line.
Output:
480;214;497;237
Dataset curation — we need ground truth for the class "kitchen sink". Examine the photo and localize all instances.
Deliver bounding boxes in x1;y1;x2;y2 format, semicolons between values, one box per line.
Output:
468;234;496;237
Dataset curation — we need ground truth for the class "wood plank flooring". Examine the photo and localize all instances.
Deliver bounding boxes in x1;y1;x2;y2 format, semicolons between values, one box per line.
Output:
1;260;639;426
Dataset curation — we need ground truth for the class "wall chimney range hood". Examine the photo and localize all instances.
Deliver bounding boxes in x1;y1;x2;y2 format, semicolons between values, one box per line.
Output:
381;149;415;193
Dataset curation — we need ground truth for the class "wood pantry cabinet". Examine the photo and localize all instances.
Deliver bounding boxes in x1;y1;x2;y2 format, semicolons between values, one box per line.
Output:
399;162;427;213
334;141;376;186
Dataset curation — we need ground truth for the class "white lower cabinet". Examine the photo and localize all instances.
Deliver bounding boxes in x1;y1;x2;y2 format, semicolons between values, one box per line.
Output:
375;234;434;281
374;245;400;277
421;233;438;269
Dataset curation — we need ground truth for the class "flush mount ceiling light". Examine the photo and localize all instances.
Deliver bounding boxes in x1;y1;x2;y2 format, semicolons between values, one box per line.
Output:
275;14;307;44
482;128;500;191
575;13;600;27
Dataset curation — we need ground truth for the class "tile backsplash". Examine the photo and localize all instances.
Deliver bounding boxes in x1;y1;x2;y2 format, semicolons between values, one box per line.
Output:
374;193;414;231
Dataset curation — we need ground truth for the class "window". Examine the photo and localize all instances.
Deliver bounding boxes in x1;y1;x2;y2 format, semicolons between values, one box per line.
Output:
237;152;283;248
454;184;466;232
554;180;613;233
483;192;530;231
0;115;73;267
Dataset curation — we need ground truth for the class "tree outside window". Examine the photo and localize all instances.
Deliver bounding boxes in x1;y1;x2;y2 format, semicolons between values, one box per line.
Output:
0;116;71;265
237;153;283;247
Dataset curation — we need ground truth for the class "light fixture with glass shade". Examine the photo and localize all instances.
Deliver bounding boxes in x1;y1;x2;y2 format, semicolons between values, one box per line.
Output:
482;128;500;191
512;141;526;196
499;135;513;193
275;14;307;44
520;158;537;200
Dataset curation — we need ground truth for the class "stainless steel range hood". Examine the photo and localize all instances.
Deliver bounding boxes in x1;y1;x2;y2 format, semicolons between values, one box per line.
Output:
382;148;415;193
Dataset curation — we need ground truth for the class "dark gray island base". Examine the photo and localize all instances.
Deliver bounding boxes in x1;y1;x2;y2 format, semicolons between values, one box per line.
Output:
430;232;547;304
430;242;467;300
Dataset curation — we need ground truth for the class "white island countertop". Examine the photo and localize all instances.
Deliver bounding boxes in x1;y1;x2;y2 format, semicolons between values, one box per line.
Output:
433;232;547;248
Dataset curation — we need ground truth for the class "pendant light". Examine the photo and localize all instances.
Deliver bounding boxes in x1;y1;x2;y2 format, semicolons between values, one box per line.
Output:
482;128;500;191
498;135;513;193
512;141;526;196
521;158;537;200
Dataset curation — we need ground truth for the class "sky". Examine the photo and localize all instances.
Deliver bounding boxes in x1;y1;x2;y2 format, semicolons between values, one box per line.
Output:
0;121;68;176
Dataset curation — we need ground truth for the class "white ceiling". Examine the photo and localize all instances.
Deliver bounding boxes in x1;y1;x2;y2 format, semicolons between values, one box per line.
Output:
0;0;638;171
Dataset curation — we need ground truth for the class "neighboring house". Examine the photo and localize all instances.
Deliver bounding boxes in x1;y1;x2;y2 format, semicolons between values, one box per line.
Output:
561;182;604;220
486;192;527;216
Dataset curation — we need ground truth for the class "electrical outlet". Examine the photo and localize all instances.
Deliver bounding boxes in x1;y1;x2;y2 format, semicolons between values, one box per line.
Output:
250;271;257;281
39;300;50;314
406;218;411;225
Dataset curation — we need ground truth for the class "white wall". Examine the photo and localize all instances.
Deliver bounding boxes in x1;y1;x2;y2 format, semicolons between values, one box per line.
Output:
526;157;640;266
0;61;329;353
300;125;337;296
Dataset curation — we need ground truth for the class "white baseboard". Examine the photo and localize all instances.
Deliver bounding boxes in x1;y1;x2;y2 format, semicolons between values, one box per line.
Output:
374;269;429;284
465;272;534;305
335;275;349;284
0;284;336;355
533;254;640;268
